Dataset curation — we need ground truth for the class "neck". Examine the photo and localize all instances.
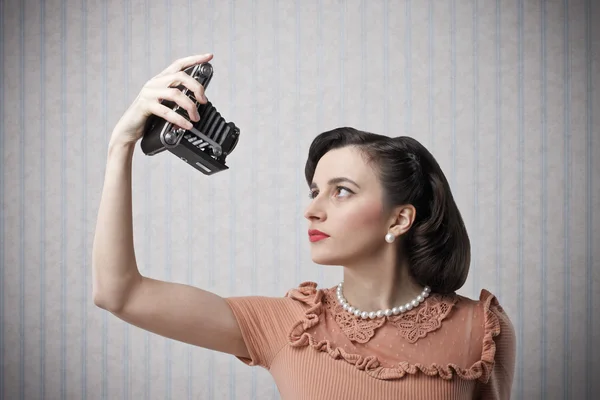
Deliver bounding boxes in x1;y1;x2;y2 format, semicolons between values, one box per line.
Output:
340;254;424;312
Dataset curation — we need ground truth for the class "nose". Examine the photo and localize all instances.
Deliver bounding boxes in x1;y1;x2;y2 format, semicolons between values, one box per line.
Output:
303;197;326;222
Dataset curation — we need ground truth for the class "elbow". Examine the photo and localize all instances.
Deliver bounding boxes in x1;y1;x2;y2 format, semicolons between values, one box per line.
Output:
92;269;114;310
92;288;123;313
92;289;114;311
92;270;142;313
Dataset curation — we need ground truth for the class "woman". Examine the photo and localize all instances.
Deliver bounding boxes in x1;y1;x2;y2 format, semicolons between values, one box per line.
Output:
93;53;516;399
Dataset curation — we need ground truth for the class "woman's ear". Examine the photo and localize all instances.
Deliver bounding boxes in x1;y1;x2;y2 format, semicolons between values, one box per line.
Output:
388;204;416;236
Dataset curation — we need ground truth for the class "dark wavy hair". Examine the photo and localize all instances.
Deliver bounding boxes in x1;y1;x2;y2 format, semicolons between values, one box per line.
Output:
304;127;470;294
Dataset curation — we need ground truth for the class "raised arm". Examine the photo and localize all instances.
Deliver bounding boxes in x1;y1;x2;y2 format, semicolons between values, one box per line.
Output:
91;54;250;359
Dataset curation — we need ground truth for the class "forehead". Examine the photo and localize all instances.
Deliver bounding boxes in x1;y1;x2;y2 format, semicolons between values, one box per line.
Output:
311;146;378;187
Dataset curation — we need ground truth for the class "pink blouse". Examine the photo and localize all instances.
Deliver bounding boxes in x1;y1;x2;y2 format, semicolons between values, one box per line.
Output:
225;281;516;400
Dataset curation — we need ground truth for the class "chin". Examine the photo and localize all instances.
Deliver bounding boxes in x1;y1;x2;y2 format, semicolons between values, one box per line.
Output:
309;250;348;266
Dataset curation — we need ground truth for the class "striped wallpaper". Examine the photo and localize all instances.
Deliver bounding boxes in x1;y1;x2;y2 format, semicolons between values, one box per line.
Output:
1;0;598;399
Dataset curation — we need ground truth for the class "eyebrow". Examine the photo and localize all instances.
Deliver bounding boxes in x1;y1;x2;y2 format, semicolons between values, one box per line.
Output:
309;177;361;190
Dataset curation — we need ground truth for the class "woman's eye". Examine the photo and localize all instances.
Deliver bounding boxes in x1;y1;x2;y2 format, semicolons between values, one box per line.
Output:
308;187;352;199
336;187;351;197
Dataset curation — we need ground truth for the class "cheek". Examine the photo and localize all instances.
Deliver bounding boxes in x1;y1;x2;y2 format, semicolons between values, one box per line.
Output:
340;204;381;236
341;202;384;232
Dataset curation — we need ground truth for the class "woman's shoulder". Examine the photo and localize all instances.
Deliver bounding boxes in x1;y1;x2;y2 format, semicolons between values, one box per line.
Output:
452;288;515;344
453;288;516;372
459;289;517;391
455;288;515;332
424;288;516;383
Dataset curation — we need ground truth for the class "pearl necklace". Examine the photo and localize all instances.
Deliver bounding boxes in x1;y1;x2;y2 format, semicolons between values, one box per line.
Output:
336;281;432;320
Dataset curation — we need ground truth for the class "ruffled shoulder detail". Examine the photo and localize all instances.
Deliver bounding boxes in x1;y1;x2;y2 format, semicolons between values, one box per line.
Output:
285;282;506;383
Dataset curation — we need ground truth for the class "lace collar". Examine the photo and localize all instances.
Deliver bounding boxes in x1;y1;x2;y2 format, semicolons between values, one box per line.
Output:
320;285;458;344
285;281;504;382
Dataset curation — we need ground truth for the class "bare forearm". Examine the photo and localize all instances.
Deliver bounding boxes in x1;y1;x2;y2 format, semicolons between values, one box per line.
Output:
92;139;141;310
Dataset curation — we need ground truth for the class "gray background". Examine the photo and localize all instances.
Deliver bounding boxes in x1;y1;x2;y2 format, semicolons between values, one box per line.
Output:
1;0;599;399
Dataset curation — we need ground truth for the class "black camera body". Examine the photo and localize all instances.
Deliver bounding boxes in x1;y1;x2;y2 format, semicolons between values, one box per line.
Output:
140;62;240;175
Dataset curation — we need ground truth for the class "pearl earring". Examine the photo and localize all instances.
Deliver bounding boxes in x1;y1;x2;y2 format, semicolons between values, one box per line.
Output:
385;232;395;243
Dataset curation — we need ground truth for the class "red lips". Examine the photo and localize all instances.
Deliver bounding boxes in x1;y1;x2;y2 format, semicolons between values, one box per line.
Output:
308;229;330;242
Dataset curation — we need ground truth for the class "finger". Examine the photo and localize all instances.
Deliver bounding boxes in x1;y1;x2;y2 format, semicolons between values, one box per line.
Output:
146;101;194;131
157;53;214;77
151;71;207;104
147;87;201;122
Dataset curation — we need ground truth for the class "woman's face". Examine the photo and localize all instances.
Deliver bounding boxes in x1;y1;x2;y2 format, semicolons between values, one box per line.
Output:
304;146;393;266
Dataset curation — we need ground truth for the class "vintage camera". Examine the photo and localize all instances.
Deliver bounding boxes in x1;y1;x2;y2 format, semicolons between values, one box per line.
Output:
140;62;240;175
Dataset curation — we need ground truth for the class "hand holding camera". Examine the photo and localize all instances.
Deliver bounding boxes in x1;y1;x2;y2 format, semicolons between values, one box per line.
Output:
110;53;239;175
110;53;213;148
